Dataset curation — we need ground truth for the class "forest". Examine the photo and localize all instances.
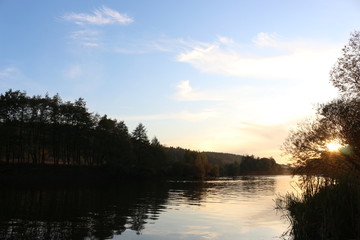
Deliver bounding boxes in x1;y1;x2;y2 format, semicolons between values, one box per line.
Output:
0;89;282;180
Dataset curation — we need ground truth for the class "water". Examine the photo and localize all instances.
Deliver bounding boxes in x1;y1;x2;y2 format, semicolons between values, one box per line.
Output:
0;175;299;240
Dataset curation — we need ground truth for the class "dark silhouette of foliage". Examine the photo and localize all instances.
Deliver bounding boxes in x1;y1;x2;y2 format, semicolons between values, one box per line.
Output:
283;31;360;179
131;123;149;144
240;155;281;174
206;151;243;165
330;31;360;97
164;147;281;178
0;89;282;179
279;31;360;240
0;90;163;176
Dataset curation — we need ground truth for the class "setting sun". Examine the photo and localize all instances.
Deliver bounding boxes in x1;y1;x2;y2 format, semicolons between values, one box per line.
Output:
326;141;343;152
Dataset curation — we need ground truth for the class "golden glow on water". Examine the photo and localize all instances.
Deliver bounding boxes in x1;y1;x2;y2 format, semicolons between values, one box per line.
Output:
1;175;301;240
120;176;301;240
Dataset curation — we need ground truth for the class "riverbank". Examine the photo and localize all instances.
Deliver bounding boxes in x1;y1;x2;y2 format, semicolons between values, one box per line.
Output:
0;162;292;185
0;163;151;185
277;176;360;240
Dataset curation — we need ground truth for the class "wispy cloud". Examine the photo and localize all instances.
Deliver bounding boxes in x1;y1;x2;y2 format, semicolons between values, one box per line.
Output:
107;33;341;162
0;66;46;93
0;67;19;79
176;34;341;82
117;108;219;123
174;80;222;101
82;42;99;47
218;36;234;44
69;30;100;47
63;6;133;25
253;32;279;47
64;65;82;79
132;37;214;54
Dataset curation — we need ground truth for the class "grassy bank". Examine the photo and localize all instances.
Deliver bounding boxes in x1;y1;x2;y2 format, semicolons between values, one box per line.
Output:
277;177;360;240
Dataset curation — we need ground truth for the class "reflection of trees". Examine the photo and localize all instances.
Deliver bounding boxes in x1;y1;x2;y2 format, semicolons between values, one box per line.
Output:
169;181;210;204
239;176;276;194
0;181;169;240
168;177;277;204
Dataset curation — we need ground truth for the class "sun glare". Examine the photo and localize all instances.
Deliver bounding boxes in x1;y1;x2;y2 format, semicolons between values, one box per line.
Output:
325;141;343;152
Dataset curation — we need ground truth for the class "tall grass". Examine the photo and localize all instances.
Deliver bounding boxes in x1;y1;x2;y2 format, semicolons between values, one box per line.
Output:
277;176;360;240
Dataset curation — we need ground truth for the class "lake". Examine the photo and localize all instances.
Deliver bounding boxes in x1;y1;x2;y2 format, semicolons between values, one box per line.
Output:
0;175;299;240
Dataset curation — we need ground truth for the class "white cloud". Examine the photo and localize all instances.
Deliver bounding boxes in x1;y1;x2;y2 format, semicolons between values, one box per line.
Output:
69;30;100;47
177;80;192;96
0;67;19;79
217;36;234;45
144;37;215;54
174;80;222;101
176;34;341;82
63;6;133;25
112;33;343;163
112;36;214;55
253;32;279;47
69;30;99;40
117;109;219;123
82;42;99;47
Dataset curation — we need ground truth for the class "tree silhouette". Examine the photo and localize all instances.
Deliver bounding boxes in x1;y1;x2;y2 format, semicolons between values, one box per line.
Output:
0;89;280;178
283;31;360;178
131;123;149;144
330;31;360;97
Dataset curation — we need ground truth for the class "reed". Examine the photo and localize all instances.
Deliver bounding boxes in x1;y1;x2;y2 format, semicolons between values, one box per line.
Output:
277;176;360;240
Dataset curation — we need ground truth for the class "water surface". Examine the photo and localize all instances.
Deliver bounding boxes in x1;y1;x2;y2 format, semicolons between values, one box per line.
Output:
0;175;298;239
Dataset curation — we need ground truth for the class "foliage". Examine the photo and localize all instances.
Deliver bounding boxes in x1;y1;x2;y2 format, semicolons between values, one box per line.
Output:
280;31;360;239
0;89;283;179
240;155;281;174
131;123;149;144
166;149;220;179
277;178;360;240
165;147;283;178
205;151;243;165
283;31;360;179
330;31;360;97
0;90;169;177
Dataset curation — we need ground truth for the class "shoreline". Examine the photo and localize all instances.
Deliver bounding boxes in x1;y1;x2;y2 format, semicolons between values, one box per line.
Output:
0;163;292;185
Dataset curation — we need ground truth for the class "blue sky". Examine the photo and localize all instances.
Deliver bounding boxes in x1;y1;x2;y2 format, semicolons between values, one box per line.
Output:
1;1;360;163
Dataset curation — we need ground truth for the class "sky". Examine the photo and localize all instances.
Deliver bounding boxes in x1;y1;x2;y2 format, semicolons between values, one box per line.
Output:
1;1;360;163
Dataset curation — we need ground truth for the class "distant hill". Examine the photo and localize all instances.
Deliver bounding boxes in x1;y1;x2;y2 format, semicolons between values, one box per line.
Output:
165;147;243;165
205;151;243;165
165;147;286;176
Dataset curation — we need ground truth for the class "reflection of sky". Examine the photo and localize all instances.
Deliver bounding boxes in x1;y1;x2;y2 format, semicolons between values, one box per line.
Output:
113;176;300;240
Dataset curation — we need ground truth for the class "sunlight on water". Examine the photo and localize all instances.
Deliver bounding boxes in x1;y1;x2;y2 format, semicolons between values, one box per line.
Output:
115;176;300;240
0;175;300;240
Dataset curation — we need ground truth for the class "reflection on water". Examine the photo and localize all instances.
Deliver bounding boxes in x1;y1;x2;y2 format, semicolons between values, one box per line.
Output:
0;176;298;240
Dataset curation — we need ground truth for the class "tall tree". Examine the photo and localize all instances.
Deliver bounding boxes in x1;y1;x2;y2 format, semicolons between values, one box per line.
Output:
131;123;151;173
330;31;360;97
284;31;360;178
131;123;149;144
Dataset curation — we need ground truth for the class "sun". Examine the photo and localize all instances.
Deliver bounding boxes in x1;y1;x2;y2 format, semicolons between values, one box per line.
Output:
325;141;343;152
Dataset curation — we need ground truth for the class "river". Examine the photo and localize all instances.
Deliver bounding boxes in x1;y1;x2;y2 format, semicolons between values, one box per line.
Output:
0;175;299;240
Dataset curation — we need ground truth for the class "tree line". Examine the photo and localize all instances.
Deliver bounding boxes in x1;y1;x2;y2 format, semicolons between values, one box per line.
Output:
0;89;282;179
